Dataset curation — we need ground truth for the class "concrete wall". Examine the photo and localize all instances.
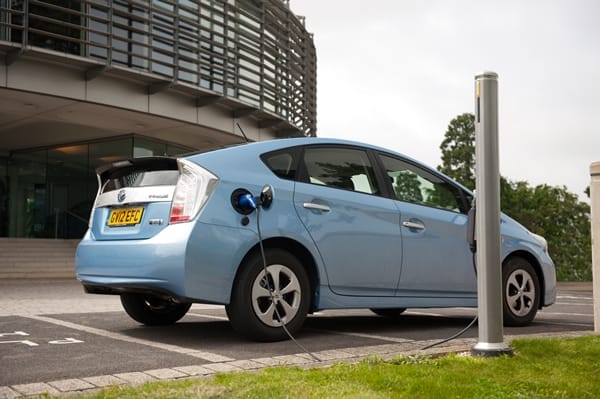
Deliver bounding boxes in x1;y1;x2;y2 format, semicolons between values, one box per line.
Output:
590;162;600;332
1;53;284;151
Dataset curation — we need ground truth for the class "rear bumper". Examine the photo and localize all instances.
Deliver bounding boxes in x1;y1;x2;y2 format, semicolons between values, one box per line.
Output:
76;222;194;299
76;220;257;304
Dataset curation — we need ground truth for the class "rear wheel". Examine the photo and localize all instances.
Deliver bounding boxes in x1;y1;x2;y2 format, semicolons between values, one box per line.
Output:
226;249;310;342
502;257;540;326
370;308;407;318
120;293;191;326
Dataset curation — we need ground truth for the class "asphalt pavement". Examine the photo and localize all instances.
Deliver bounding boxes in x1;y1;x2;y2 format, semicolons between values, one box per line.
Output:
0;280;595;398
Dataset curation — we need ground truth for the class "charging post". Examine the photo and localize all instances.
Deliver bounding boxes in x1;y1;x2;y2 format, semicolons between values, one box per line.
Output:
471;72;513;356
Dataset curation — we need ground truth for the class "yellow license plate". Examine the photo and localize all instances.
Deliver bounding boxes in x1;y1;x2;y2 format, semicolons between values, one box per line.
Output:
107;207;144;227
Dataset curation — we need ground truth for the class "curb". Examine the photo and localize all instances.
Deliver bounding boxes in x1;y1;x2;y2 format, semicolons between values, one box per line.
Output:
1;330;597;398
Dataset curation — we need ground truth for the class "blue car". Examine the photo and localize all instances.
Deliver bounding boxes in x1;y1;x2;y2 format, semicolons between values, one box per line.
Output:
76;138;556;341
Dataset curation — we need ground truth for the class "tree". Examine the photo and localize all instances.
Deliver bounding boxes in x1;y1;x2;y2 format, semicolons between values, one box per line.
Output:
438;113;592;281
438;113;476;190
501;181;591;281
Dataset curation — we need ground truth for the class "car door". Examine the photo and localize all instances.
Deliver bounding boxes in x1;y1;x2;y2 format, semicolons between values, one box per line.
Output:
293;146;403;297
377;153;477;297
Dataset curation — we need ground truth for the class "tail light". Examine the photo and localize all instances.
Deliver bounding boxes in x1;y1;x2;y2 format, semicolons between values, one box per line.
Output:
169;159;218;224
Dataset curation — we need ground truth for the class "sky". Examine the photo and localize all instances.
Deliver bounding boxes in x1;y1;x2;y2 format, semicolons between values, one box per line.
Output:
289;0;600;200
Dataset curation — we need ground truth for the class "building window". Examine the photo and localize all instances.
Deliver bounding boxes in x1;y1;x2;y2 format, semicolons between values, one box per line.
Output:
27;0;83;55
3;136;190;239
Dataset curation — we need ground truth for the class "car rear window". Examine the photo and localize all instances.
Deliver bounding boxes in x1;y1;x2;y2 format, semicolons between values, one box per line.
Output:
101;170;179;193
97;157;180;194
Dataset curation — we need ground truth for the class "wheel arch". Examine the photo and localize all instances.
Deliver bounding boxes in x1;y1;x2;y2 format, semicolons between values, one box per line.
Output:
234;237;320;311
503;250;545;309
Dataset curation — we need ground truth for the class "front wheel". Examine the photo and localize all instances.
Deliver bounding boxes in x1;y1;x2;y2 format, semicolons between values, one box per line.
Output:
226;249;310;342
120;293;191;326
502;257;540;326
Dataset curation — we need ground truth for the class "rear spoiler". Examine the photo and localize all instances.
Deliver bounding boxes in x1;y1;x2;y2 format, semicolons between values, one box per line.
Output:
96;157;178;183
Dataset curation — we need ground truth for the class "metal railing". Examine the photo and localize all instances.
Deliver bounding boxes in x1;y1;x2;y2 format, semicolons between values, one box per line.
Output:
0;0;317;136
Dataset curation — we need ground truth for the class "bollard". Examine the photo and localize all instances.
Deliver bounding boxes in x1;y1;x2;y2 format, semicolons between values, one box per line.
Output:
590;162;600;333
471;72;512;356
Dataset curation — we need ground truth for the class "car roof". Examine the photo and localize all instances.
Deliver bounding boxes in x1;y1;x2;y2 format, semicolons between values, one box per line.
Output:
186;137;418;163
182;136;477;193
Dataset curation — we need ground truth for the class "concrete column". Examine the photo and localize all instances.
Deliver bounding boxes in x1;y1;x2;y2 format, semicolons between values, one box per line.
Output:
590;162;600;333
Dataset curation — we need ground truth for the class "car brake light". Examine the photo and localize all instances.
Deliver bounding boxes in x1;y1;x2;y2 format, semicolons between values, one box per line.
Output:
169;159;218;224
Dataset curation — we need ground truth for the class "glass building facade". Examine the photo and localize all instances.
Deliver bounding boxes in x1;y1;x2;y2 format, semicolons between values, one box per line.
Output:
0;136;189;238
0;0;316;135
0;0;316;239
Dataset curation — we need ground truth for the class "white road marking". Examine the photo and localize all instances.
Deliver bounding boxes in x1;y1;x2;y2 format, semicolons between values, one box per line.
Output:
539;312;593;318
308;329;415;343
405;311;446;317
24;315;233;363
556;295;592;300
0;339;38;347
186;313;229;321
535;320;593;328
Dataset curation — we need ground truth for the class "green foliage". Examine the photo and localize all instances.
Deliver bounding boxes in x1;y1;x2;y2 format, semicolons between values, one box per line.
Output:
501;180;592;281
438;113;476;190
438;113;592;281
71;336;600;399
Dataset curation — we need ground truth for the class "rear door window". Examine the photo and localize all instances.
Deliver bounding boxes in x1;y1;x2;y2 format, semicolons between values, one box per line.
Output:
302;147;380;195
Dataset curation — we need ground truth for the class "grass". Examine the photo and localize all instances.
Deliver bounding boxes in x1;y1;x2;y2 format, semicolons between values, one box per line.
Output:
51;335;599;399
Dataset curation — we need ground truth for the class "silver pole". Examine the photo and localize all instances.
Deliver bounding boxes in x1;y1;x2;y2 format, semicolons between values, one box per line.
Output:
471;72;512;356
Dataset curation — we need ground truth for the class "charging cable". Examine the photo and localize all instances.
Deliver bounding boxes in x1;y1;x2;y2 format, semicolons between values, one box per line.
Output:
240;189;478;355
255;206;320;361
421;206;479;351
238;190;320;361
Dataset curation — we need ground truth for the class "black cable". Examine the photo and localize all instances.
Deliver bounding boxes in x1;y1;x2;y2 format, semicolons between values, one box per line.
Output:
420;250;479;351
255;206;321;362
421;313;478;351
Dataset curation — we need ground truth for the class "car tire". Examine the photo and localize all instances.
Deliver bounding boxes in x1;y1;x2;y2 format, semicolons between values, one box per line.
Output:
502;257;540;326
226;248;310;342
370;308;407;318
120;293;191;326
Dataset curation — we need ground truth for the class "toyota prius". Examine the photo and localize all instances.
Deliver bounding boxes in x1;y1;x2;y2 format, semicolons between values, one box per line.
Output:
76;138;556;341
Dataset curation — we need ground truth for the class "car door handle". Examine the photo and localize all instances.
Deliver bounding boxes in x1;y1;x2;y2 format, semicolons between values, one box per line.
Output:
402;220;425;230
303;203;331;212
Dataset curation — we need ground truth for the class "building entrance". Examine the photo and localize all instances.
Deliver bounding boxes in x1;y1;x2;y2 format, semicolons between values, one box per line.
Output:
1;136;189;239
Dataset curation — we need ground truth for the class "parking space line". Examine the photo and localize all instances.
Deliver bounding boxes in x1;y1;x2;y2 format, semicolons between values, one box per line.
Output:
535;320;593;328
405;311;446;317
186;312;229;321
557;295;592;300
24;315;234;363
308;329;415;344
540;312;593;318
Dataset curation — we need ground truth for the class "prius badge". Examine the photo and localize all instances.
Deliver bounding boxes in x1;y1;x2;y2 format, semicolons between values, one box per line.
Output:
117;189;126;203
